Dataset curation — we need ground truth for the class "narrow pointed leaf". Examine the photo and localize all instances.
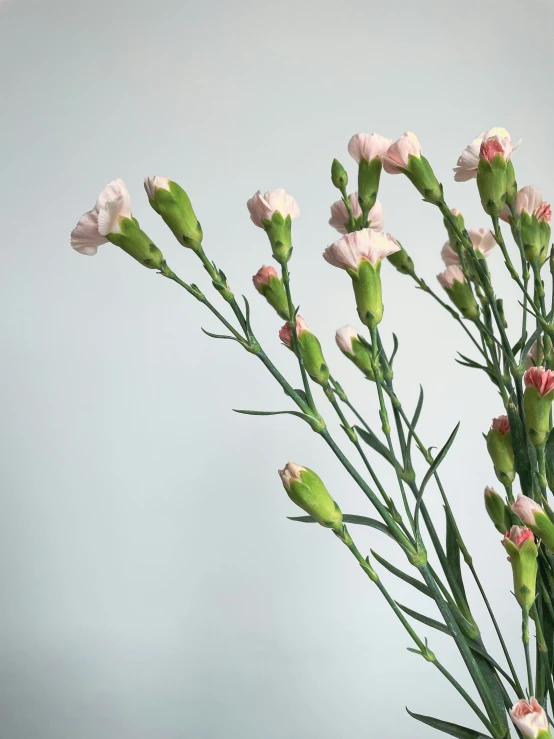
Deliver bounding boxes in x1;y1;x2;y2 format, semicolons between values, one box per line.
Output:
445;508;467;602
396;603;450;635
288;514;395;540
407;385;424;459
354;425;396;466
389;333;399;366
406;709;493;739
201;328;240;342
414;423;460;529
370;549;431;597
233;408;312;424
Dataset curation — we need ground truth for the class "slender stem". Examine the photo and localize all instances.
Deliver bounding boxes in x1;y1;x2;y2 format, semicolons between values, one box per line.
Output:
523;608;534;697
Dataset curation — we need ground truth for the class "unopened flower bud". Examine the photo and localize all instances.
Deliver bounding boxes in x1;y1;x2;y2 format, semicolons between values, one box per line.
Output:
383;132;443;204
329;194;384;234
279;317;329;386
484;486;511;534
502;525;538;610
323;230;401;329
247;189;300;264
252;266;288;319
335;326;375;380
523;367;554;447
486;416;515;486
437;266;479;321
71;179;165;270
279;463;342;530
331;158;348;190
515;186;552;265
443;208;466;249
454;127;520;183
144;176;202;248
512;495;554;552
348;133;391;213
475;129;517;217
510;698;551;739
387;243;415;275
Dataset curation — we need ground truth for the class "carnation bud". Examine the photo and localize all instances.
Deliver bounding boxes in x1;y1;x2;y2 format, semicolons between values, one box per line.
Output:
252;266;289;319
502;525;538;610
279;463;342;530
486;416;516;486
387;243;415;276
477;154;508;217
279;317;329;387
357;157;382;214
247;189;300;264
331;158;348;190
515;187;552;265
512;495;554;554
335;326;375;380
510;697;551;739
484;486;511;534
523;367;554;447
443;208;466;250
437;266;479;321
144;177;203;248
107;219;166;270
383;132;443;204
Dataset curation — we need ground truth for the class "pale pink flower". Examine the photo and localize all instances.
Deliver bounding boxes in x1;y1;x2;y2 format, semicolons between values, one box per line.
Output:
441;228;497;266
383;132;423;174
252;265;278;291
512;495;544;526
454;128;520;181
524;366;554;396
437;265;465;290
144;176;171;199
510;698;549;738
491;415;510;436
328;194;384;234
323;229;400;271
504;525;535;549
278;462;304;489
516;186;552;222
247;189;300;228
347;133;392;164
71;179;132;256
279;316;309;346
335;326;359;355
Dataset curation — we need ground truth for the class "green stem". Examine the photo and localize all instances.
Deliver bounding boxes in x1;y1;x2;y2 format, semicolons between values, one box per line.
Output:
523;608;534;697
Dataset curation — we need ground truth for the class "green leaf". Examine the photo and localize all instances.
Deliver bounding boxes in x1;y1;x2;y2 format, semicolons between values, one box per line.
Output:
545;427;554;494
233;408;313;423
288;514;395;540
507;400;533;497
201;328;241;342
414;423;460;531
396;603;450;635
406;709;493;739
522;325;544;360
445;508;467;602
370;550;431;597
354;425;396;466
389;333;399;366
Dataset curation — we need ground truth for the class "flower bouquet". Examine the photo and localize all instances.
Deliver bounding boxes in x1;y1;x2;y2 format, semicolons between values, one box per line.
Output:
71;127;554;739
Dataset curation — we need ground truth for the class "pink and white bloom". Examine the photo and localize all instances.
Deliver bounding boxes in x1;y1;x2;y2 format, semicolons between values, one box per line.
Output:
247;189;300;228
278;462;304;489
347;133;392;164
503;525;535;550
524;366;554;396
383;132;423;175
252;265;278;291
454;128;520;182
441;228;497;266
510;697;549;738
516;186;552;222
335;325;359;355
491;415;510;435
279;316;309;346
329;194;384;234
512;495;544;526
437;265;465;290
323;229;400;271
70;179;132;255
144;176;171;199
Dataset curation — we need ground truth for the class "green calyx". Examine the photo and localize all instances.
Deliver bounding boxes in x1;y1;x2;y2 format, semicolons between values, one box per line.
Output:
404;154;443;204
387;245;415;276
285;467;342;531
531;511;554;552
503;536;538;609
263;211;293;263
505;160;517;206
340;336;376;381
349;259;383;330
477;154;507;217
523;386;554;447
357;157;382;213
443;210;466;250
484;489;511;534
107;217;166;270
520;210;551;265
148;180;203;248
257;275;289;319
297;331;330;386
486;429;516;486
444;280;479;321
537;731;552;739
331;158;348;190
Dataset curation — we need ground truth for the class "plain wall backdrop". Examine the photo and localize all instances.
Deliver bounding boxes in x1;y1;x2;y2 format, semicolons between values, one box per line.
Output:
2;0;554;737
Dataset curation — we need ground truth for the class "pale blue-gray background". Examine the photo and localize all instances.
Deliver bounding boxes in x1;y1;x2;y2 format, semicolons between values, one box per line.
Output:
1;0;553;737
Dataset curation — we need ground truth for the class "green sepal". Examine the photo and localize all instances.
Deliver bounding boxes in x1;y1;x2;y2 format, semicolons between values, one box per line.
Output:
520;210;549;264
406;708;494;739
107;217;165;270
444;209;466;249
484;489;511;534
387;244;415;275
262;211;293;263
340;336;375;380
486;428;516;486
476;154;507;217
403;155;443;204
349;259;383;329
444;280;479;321
523;386;553;447
285;467;342;530
297;331;329;386
357;157;382;213
504;536;538;609
148;180;203;246
505;159;517;206
532;511;554;552
257;275;289;319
